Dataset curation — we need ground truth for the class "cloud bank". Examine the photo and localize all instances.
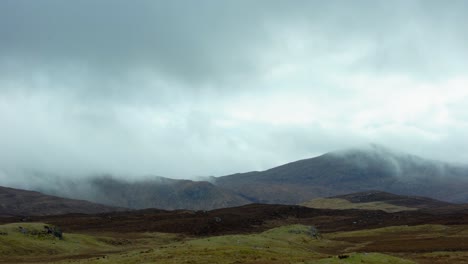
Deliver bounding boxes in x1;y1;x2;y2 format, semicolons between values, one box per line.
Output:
1;0;468;181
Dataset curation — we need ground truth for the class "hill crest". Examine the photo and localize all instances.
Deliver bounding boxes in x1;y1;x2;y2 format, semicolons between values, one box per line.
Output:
0;186;126;216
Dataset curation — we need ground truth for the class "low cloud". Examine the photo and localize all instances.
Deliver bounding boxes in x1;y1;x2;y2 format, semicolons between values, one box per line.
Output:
0;0;468;183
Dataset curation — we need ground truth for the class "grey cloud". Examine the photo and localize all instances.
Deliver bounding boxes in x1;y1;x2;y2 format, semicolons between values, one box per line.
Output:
0;0;273;85
1;0;468;183
3;0;467;86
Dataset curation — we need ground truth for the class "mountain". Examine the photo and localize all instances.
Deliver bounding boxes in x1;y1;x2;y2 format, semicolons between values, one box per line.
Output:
14;144;468;210
37;176;250;210
215;144;468;204
301;191;452;212
0;186;125;216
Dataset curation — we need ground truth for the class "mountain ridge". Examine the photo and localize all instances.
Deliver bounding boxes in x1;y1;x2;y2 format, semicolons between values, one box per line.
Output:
215;144;468;204
3;145;468;210
0;185;126;216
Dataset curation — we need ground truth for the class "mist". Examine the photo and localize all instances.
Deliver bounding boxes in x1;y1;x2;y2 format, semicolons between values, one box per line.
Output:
1;0;468;186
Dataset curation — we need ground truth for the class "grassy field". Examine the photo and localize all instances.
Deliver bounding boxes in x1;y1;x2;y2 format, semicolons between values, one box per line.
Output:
2;222;468;263
301;198;417;213
0;222;179;263
0;223;114;255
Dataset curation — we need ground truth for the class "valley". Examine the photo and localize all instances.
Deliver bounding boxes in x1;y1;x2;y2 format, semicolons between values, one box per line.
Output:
1;147;468;263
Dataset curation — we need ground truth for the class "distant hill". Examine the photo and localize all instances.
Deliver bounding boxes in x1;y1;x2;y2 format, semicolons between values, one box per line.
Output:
0;186;125;216
37;176;250;210
11;144;468;210
215;144;468;204
301;191;452;212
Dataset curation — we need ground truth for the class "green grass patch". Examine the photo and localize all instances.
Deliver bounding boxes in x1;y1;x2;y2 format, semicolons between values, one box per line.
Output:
313;252;416;263
2;223;454;264
56;225;334;264
301;198;416;213
327;224;450;239
0;222;115;258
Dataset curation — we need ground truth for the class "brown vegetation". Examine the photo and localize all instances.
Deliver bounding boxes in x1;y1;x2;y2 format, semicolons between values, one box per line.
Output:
1;203;467;237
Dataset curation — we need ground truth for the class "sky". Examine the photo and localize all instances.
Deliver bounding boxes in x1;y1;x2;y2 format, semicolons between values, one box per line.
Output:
1;0;468;181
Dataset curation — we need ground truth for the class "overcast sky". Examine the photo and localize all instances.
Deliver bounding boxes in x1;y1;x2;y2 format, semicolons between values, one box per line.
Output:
1;0;468;180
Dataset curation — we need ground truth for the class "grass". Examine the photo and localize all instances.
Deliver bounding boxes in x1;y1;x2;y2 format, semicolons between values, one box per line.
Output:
301;198;416;212
312;253;415;263
49;225;413;264
57;225;328;263
416;251;468;264
0;223;115;256
0;223;116;262
325;224;468;263
327;224;451;238
0;222;179;263
2;222;466;263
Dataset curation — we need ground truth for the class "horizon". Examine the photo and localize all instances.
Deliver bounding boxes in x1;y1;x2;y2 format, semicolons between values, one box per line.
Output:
1;143;466;189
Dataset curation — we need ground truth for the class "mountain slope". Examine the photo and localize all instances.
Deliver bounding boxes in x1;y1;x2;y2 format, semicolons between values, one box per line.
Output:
8;145;468;210
301;191;452;212
333;191;452;208
0;186;124;216
215;145;468;204
38;176;251;210
89;177;251;210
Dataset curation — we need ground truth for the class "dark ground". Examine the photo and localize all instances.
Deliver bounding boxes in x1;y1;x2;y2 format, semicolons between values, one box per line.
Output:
2;203;467;237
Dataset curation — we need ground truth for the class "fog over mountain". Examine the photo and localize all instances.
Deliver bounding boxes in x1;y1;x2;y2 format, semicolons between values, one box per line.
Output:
3;145;466;210
1;1;468;182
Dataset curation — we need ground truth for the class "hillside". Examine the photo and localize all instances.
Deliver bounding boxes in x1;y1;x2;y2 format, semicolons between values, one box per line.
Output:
0;186;124;216
215;145;468;204
301;191;452;212
38;176;250;210
333;191;452;208
10;145;468;210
